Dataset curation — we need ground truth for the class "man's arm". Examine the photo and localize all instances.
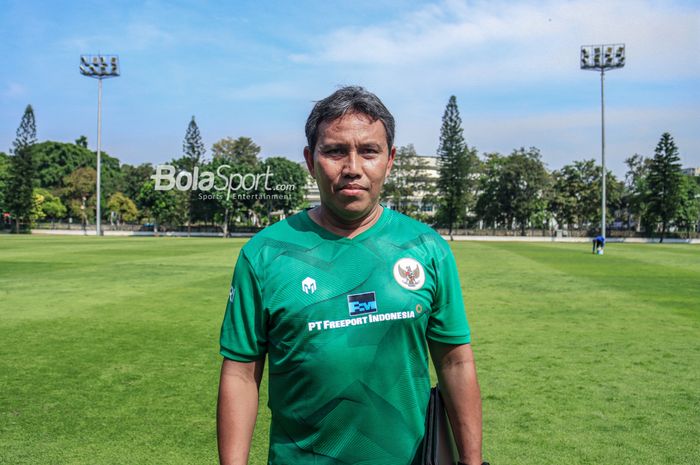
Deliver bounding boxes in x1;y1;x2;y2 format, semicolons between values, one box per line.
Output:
217;357;265;465
428;341;483;465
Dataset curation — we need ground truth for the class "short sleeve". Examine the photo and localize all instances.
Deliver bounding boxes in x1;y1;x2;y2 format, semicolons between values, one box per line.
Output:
219;250;268;361
426;246;471;344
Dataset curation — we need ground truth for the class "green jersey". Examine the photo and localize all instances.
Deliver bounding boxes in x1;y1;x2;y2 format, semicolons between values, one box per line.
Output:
220;208;470;465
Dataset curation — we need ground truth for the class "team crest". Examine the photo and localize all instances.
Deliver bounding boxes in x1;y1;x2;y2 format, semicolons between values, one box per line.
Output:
393;258;425;290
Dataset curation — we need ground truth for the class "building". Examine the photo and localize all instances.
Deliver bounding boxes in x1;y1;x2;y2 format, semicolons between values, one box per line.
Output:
384;155;440;215
682;167;700;176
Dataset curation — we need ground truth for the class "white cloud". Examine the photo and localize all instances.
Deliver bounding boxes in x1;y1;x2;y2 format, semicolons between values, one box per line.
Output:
290;0;700;85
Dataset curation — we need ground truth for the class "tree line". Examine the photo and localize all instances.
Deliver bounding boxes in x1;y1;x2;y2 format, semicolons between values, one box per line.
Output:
385;96;700;240
2;101;699;239
1;106;308;234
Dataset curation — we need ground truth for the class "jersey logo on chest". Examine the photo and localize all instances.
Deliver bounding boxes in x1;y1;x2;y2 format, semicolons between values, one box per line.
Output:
301;277;317;294
347;291;378;316
393;258;426;290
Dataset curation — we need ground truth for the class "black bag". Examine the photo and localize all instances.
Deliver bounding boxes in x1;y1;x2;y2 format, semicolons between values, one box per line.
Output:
421;385;458;465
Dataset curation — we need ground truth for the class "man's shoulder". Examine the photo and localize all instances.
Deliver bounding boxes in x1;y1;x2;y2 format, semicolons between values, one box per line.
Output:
386;208;436;234
240;211;316;263
383;209;450;254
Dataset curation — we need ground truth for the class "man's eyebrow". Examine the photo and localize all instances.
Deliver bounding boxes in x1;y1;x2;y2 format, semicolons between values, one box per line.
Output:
318;143;348;150
359;142;382;149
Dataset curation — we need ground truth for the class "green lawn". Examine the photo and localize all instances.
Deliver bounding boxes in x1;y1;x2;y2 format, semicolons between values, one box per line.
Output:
1;236;698;464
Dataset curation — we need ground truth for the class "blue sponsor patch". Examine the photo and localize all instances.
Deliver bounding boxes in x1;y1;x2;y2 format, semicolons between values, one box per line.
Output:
347;291;378;316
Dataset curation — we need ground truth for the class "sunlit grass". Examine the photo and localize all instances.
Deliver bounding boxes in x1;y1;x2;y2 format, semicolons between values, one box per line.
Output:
1;236;698;464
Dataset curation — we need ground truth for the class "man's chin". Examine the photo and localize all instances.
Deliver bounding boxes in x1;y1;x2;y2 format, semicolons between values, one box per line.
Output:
327;199;379;222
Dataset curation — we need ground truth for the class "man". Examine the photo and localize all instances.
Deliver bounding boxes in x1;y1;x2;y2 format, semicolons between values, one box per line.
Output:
592;235;605;254
218;86;485;465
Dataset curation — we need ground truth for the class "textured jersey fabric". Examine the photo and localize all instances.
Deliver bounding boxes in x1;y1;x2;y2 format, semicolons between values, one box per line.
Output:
220;207;471;465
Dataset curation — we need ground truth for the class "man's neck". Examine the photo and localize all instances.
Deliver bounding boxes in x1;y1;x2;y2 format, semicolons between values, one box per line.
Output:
308;204;384;239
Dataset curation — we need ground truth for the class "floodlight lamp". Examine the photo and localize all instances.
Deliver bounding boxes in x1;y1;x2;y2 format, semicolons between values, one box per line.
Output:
81;56;88;65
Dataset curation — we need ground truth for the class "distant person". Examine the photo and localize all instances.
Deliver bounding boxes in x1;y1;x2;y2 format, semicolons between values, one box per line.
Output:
593;235;605;254
217;86;487;465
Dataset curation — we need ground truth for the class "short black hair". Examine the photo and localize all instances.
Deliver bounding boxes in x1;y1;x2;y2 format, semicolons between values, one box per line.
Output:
305;86;395;153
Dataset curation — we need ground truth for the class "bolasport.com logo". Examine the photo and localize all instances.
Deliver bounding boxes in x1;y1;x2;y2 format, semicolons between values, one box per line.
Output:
150;164;297;201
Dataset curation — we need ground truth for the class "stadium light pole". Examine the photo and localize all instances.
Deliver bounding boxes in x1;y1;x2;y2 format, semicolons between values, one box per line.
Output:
580;44;625;241
80;54;120;236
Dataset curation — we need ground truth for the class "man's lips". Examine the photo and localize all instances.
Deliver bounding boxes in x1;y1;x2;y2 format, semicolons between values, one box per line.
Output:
337;184;367;195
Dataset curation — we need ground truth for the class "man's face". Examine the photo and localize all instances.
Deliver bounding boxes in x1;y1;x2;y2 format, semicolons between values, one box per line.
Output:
304;112;395;222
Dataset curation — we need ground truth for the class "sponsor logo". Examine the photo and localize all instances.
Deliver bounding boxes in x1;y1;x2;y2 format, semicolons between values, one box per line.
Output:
229;286;236;303
393;258;425;290
302;277;316;294
347;291;378;316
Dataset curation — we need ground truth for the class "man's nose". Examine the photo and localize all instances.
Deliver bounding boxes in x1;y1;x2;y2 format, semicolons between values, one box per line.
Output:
342;151;361;178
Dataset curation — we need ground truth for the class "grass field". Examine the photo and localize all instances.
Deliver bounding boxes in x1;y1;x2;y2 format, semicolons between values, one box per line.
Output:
1;236;699;465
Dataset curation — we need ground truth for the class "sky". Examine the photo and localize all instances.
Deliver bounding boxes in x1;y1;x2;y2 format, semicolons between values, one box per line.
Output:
1;0;699;177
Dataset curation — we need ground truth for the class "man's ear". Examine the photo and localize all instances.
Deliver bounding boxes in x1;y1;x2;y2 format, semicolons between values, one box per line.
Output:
303;146;315;177
385;145;396;178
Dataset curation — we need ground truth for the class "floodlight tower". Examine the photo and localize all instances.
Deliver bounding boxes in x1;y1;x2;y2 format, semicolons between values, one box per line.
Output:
80;54;120;236
580;44;625;241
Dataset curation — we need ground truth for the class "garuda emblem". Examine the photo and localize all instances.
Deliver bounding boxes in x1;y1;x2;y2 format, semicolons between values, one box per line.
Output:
398;264;421;287
393;258;425;290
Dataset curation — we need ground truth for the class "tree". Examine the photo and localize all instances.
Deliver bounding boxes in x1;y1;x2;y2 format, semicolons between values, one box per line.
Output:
5;105;37;232
675;175;700;238
32;188;66;223
0;152;9;218
211;136;260;167
261;157;308;219
549;166;579;231
62;167;96;228
623;154;651;232
646;132;684;242
178;116;206;234
137;180;187;234
474;148;549;235
475;153;507;229
209;137;263;231
107;192;138;226
121;163;154;205
501;148;549;236
31;141;123;217
436;96;477;235
550;159;622;233
75;135;88;148
382;144;435;219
